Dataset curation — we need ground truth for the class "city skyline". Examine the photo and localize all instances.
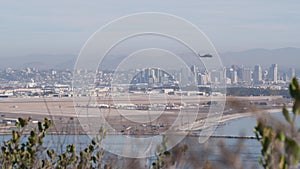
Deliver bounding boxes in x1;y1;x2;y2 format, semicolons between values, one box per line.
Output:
0;62;297;88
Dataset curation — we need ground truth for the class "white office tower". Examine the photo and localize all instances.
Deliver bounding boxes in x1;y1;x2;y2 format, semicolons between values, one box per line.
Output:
269;64;278;83
190;65;198;84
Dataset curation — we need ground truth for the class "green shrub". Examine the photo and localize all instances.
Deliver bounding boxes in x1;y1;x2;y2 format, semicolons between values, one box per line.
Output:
0;118;110;169
254;77;300;169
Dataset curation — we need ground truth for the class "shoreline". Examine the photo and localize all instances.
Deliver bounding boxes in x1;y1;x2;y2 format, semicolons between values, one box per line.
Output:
219;108;282;123
0;108;284;136
0;96;290;135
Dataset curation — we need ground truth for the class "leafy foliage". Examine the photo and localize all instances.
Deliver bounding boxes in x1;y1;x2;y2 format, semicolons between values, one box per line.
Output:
1;117;51;168
0;116;190;169
0;118;110;169
254;77;300;169
151;136;188;169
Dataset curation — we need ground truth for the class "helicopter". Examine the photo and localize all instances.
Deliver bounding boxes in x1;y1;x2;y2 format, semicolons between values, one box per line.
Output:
198;53;213;58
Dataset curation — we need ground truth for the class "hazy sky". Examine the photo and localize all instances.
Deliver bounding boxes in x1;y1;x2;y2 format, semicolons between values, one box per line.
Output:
0;0;299;58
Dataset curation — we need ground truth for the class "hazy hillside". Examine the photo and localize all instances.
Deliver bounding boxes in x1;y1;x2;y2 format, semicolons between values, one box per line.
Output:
221;47;300;69
1;54;75;70
1;47;299;70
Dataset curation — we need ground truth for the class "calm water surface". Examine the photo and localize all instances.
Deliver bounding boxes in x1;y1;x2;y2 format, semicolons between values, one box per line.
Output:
1;112;297;168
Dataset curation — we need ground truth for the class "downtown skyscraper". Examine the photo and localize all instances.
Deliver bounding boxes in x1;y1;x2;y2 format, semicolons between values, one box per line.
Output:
269;64;278;83
253;65;262;84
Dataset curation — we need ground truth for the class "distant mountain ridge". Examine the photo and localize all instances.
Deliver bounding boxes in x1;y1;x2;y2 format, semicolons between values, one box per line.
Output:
1;47;299;70
1;54;75;70
221;47;300;69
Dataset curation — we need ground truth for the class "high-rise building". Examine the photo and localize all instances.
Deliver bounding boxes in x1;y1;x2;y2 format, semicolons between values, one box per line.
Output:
253;65;262;84
210;70;220;83
198;73;209;85
241;68;252;83
226;68;238;84
237;68;243;82
289;68;296;80
263;70;268;80
283;73;289;82
190;65;198;84
269;64;278;83
231;70;238;84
